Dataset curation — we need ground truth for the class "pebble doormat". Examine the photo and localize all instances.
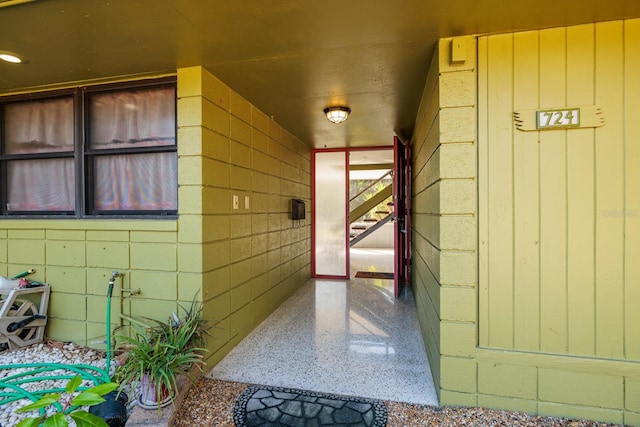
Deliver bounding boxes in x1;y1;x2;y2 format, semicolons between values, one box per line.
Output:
233;385;388;426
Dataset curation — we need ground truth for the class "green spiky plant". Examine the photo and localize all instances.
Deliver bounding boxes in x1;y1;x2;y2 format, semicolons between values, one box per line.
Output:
16;375;118;427
114;298;208;411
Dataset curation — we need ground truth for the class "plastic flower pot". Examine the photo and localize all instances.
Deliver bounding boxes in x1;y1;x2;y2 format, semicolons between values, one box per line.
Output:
89;390;129;427
138;374;173;409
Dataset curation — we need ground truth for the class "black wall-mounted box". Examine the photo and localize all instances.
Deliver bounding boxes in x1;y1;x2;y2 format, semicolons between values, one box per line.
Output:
291;199;305;220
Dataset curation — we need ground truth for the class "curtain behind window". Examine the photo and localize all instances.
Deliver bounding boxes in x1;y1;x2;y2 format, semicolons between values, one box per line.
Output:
93;153;177;211
2;85;177;214
88;87;177;212
4;97;74;212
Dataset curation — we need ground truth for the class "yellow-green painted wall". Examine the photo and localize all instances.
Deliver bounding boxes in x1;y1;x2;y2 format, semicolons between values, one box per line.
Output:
0;221;180;346
410;34;477;403
478;19;639;362
177;66;311;365
0;66;312;367
411;18;640;427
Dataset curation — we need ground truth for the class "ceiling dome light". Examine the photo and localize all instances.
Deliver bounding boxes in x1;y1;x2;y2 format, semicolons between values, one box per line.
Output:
323;106;351;124
0;51;27;64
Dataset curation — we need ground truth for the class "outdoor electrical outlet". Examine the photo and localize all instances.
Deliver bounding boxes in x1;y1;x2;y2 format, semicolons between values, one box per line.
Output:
233;195;239;209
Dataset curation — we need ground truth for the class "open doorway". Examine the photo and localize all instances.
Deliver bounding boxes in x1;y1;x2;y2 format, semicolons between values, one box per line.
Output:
348;148;395;290
312;141;411;297
210;143;435;405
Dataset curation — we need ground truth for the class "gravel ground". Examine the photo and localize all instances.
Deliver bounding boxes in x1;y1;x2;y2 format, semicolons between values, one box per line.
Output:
0;343;624;427
0;341;118;426
173;377;623;427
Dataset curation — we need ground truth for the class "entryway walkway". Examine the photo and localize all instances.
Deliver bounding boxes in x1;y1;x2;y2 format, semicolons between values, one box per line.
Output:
207;248;438;406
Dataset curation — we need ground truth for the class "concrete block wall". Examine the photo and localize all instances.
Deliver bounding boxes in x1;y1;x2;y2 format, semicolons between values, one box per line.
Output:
0;68;312;368
0;220;179;347
410;35;477;403
177;66;311;366
410;37;444;393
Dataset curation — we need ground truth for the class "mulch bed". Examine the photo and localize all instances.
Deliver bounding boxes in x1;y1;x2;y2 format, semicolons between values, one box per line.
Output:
172;378;621;427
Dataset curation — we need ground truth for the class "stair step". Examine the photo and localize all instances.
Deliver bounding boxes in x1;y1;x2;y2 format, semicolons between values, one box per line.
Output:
363;218;377;222
375;211;390;215
352;225;367;230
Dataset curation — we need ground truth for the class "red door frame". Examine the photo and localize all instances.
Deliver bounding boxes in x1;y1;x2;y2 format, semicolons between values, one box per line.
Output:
393;136;412;296
311;149;350;279
312;146;400;281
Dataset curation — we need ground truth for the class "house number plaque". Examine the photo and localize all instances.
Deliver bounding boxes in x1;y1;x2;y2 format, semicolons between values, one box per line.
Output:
537;108;579;129
513;105;604;131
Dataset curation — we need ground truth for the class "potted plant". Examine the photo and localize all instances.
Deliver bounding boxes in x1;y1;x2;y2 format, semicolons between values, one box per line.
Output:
114;300;208;410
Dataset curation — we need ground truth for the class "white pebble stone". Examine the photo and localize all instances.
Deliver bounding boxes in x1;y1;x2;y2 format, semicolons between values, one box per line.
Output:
0;341;123;425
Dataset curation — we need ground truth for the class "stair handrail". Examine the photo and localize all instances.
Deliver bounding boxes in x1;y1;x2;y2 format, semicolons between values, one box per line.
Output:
349;213;394;247
349;184;393;224
349;170;393;203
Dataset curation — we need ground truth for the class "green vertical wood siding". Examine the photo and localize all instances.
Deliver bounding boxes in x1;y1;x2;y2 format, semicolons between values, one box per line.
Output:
478;21;640;361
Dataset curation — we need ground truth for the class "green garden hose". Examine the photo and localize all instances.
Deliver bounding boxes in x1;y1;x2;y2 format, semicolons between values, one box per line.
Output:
0;271;121;416
0;362;111;414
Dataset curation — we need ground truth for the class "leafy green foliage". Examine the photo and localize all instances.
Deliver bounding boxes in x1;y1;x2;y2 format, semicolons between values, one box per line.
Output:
16;375;118;427
114;297;208;411
42;413;66;427
69;411;111;426
18;395;61;413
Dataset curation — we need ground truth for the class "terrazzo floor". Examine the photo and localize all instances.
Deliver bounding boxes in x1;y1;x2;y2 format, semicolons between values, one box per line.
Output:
207;248;438;407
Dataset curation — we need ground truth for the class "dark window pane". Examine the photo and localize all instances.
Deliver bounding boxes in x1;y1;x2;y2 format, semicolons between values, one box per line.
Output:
89;87;176;150
92;152;177;211
6;158;75;211
1;79;177;217
4;98;74;154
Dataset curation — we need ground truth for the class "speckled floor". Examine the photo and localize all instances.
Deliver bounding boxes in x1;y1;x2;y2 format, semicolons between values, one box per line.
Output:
207;248;438;407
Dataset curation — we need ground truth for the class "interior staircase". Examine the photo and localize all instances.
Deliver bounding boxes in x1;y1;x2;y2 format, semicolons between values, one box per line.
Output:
349;170;394;247
350;210;393;246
